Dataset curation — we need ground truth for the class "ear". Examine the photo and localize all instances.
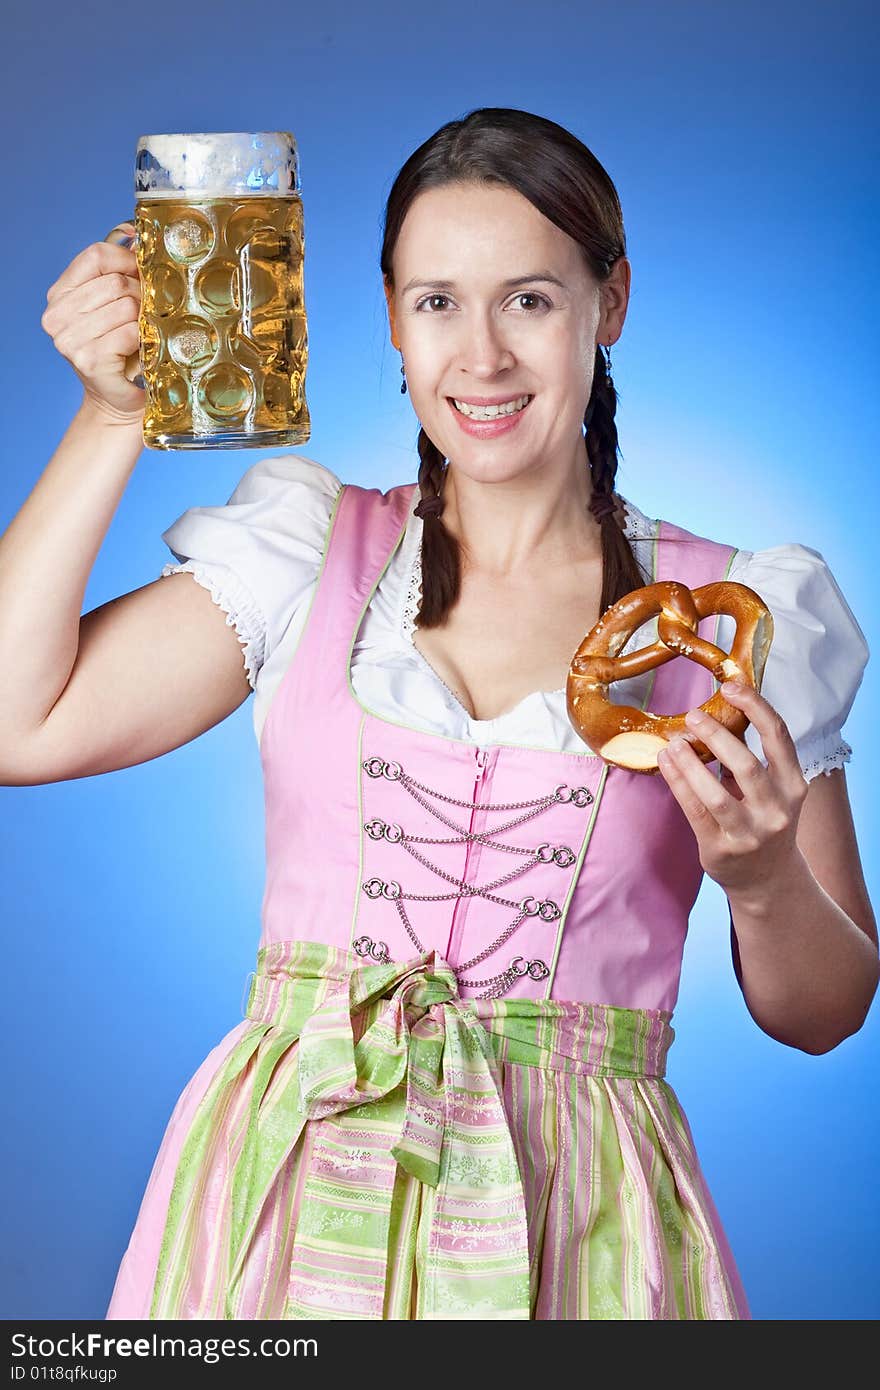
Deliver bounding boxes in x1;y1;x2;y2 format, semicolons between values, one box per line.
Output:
598;255;632;344
383;278;401;351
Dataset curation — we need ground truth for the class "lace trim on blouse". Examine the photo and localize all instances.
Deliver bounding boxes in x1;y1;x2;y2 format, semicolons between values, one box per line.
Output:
799;738;853;782
160;560;265;690
402;544;423;642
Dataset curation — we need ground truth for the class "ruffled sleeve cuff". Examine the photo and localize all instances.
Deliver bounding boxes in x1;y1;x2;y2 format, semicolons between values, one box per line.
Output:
160;558;266;690
158;453;343;689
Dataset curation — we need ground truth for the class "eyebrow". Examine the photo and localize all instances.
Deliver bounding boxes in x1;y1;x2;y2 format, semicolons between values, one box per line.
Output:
400;271;567;295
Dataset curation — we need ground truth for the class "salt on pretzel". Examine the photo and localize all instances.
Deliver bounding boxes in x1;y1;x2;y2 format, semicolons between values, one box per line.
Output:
566;580;774;774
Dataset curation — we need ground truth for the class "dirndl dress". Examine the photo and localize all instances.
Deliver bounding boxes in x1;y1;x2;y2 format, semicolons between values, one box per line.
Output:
106;477;752;1319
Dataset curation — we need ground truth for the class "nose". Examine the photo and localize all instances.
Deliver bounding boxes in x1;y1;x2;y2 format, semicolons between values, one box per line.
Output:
457;307;516;378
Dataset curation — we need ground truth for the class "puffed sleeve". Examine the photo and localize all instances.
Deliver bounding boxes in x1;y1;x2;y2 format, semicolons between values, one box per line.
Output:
721;543;870;781
158;453;343;689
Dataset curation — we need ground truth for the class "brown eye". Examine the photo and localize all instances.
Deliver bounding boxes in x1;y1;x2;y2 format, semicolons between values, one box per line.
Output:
515;293;550;312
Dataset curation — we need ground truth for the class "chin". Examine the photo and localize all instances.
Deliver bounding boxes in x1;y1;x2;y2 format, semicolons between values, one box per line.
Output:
448;456;544;484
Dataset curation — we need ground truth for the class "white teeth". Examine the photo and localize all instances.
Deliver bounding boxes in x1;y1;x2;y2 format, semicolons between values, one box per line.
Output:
453;395;530;420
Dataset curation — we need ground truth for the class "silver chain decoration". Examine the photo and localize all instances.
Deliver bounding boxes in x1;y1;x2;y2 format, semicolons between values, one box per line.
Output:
358;755;593;999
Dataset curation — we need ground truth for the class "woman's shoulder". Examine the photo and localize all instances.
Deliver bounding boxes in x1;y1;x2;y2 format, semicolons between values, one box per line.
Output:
727;538;869;671
620;493;746;562
676;520;870;781
162;452;346;563
618;494;857;600
726;538;870;779
158;453;349;686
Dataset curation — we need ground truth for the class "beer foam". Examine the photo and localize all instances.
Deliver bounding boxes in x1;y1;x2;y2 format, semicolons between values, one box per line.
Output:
135;132;300;199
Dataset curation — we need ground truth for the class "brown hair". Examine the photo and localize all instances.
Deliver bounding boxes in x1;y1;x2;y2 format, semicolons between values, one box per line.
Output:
380;106;649;628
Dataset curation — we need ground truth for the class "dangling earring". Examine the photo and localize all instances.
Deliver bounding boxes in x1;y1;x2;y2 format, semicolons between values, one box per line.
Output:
602;342;614;389
400;359;407;395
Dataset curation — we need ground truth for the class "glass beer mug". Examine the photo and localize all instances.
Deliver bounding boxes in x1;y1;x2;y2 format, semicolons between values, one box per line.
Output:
104;131;310;450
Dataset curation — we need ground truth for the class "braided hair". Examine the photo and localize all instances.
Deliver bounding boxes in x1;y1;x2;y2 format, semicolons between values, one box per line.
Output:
381;108;648;628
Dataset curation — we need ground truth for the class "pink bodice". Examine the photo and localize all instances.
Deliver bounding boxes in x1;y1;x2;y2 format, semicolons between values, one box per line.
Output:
257;481;737;1011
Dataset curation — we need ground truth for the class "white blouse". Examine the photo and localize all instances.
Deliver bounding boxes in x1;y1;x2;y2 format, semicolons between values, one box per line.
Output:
158;453;870;782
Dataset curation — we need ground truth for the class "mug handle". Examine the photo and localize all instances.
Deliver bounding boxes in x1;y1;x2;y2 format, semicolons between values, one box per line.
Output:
103;220;143;387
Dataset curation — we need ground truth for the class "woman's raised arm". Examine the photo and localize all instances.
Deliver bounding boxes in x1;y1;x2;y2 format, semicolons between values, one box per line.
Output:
0;238;253;786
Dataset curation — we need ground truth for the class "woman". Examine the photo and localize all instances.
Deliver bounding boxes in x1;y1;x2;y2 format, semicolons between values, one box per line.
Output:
10;107;877;1319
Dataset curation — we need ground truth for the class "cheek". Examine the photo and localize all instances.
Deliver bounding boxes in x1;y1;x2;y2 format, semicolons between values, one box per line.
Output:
399;341;444;390
545;359;593;424
541;330;592;391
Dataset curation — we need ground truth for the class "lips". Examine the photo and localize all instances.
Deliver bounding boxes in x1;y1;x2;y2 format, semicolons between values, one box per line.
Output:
446;394;534;437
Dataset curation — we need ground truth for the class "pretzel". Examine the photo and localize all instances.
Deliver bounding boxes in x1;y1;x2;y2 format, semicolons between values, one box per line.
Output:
566;580;774;774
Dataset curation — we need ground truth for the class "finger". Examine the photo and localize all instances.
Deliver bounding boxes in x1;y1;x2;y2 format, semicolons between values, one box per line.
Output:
104;222;137;247
65;320;141;377
53;294;140;356
683;705;773;805
90;321;141;358
46;241;139;306
42;272;141;332
657;741;717;833
718;764;745;801
658;736;739;831
721;680;802;779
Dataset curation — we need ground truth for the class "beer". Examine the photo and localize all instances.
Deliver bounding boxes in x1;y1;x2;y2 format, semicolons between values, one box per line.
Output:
110;132;310;451
135;193;310;449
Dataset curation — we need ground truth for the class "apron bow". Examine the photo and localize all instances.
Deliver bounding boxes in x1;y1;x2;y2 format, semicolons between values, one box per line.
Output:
228;949;532;1317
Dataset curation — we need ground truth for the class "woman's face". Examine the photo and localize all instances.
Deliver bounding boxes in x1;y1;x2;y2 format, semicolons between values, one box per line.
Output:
385;181;625;487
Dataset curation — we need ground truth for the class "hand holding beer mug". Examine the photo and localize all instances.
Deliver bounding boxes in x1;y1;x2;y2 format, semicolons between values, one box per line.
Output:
41;225;147;427
103;131;311;449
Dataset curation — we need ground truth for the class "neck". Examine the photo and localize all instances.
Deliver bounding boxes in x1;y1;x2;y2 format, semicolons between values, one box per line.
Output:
436;445;609;578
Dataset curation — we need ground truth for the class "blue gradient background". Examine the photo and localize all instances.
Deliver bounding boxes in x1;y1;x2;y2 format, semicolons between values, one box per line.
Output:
1;0;877;1321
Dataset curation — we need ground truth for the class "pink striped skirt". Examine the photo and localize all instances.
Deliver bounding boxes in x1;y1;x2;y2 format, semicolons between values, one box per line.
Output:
106;938;750;1320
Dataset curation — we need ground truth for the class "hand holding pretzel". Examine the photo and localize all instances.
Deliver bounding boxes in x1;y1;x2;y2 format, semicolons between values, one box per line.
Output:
654;677;810;898
566;580;774;774
567;579;813;898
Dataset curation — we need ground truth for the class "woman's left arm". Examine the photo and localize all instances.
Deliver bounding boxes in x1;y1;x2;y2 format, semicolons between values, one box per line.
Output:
657;679;879;1054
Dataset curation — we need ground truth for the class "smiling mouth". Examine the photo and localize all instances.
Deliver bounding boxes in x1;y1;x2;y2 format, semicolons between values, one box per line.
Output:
448;394;533;420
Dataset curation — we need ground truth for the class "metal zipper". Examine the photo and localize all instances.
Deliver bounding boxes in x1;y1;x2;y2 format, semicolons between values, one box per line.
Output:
445;746;488;960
